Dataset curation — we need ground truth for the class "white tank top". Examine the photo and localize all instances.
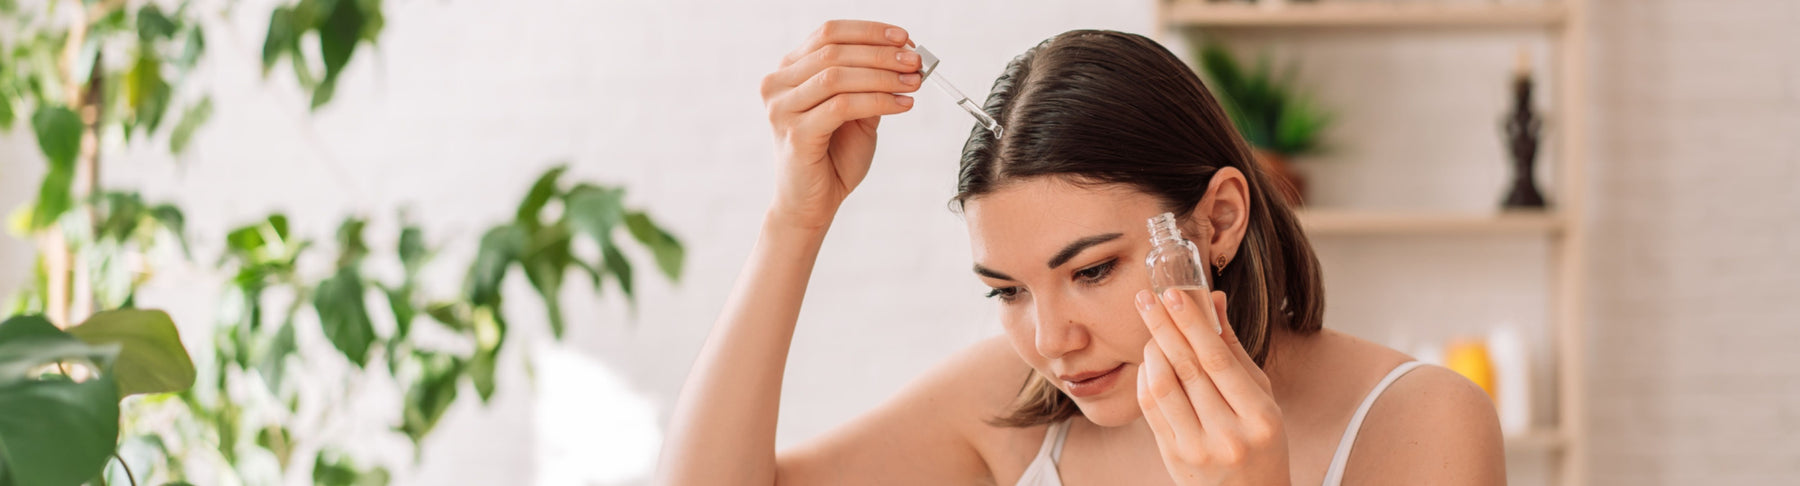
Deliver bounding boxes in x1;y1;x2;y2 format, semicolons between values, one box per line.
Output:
1013;361;1425;486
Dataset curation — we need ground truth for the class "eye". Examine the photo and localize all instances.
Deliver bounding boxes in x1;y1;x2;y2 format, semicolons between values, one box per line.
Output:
985;286;1024;303
1074;259;1118;284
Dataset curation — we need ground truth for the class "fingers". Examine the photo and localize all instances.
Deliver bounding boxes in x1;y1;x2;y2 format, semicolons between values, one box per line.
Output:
790;92;915;137
1136;290;1235;422
765;44;922;95
1139;343;1201;448
781;20;909;67
1158;288;1276;420
1210;291;1272;394
769;66;922;115
1137;358;1186;466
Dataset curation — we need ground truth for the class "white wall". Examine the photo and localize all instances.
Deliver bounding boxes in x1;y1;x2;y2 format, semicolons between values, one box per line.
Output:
1585;1;1800;484
5;0;1150;484
1;0;1794;485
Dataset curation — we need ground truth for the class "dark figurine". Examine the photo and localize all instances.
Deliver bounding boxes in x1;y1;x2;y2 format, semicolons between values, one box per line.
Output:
1503;55;1547;209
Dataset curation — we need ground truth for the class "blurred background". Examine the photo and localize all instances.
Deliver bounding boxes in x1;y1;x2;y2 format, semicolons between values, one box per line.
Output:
0;0;1793;485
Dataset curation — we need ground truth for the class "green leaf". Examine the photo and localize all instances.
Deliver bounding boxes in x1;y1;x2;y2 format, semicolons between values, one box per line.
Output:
177;26;206;70
516;166;567;226
467;306;504;402
600;242;633;300
0;376;119;486
1194;42;1329;156
0;315;119;385
0;97;13;130
64;310;195;396
127;47;171;133
521;226;572;338
261;7;297;75
314;266;375;368
623;211;684;281
334;217;369;267
254;320;296;392
31;104;82;171
28;105;81;230
468;348;498;403
422;302;469;332
564;184;624;247
149;204;191;258
169;96;212;154
465;225;525;307
318;0;366;85
309;76;338;110
399;351;460;447
255;425;293;470
95;192;140;241
312;449;389;486
135;5;177;42
225;214;291;262
398;224;426;278
382;284;414;340
356;0;386;42
28;164;73;231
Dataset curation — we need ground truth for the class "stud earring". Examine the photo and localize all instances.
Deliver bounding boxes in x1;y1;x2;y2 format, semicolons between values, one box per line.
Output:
1215;254;1230;275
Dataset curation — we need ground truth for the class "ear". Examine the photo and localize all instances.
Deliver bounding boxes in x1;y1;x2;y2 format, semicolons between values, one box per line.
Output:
1188;167;1250;269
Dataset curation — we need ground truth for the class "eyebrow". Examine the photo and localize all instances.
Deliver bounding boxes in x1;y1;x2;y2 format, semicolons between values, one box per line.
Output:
973;264;1014;281
971;232;1126;282
1047;233;1124;269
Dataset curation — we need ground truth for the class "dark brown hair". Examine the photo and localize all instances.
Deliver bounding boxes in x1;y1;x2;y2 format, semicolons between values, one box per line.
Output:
952;30;1325;428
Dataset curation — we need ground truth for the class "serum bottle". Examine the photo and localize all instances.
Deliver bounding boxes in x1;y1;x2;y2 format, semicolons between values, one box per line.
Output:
1144;212;1215;331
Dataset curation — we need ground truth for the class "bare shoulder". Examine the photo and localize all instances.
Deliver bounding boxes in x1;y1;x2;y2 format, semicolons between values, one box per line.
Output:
873;335;1053;477
776;335;1041;485
925;334;1039;418
1343;363;1507;485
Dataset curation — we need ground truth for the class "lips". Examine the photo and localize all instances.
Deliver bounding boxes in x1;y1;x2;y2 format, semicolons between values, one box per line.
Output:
1060;363;1127;398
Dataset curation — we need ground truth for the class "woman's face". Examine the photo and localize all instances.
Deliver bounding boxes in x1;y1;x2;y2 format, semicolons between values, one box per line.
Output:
963;177;1173;427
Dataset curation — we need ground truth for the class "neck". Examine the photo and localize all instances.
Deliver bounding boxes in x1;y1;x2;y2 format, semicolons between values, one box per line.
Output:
1262;324;1320;404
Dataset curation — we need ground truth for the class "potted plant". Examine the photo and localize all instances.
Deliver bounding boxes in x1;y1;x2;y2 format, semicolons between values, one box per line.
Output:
1;1;687;483
0;310;195;486
1195;42;1334;206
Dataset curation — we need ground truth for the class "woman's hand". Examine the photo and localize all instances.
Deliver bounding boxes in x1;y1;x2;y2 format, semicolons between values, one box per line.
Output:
761;20;923;230
1135;288;1292;486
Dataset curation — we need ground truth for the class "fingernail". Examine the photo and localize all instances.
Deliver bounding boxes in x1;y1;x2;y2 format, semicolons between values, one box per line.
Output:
895;95;914;107
885;28;906;44
1135;290;1155;310
897;51;919;65
1162;288;1185;310
900;73;921;85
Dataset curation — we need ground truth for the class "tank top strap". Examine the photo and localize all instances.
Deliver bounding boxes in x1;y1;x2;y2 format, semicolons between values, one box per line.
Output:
1320;360;1426;486
1048;418;1073;462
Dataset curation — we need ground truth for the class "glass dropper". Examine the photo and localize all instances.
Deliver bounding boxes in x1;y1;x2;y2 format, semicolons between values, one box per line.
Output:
911;45;1004;138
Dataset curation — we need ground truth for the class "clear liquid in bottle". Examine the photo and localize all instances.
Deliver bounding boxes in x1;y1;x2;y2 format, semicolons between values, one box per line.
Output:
1144;212;1218;333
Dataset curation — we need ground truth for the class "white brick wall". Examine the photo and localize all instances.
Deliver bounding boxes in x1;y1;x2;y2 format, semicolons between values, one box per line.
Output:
1586;1;1800;484
0;0;1794;484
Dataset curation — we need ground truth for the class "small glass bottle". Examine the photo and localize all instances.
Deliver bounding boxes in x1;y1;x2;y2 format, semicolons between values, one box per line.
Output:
1144;212;1216;331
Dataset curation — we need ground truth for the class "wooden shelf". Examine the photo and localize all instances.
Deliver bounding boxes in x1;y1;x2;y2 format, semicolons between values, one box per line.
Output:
1505;428;1568;452
1158;1;1591;481
1297;209;1562;236
1164;1;1567;28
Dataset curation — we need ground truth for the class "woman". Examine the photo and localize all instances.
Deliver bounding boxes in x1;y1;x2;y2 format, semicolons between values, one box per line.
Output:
659;21;1505;485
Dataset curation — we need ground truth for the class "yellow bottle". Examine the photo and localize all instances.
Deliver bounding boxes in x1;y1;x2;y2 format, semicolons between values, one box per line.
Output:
1445;338;1496;401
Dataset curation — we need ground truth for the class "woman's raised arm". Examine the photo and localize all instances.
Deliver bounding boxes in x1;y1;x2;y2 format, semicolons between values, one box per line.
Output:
657;19;997;485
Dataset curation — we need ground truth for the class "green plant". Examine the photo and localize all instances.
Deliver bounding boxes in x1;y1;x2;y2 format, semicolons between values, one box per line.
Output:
1196;41;1334;157
164;165;681;485
0;309;195;486
2;0;684;484
2;0;391;323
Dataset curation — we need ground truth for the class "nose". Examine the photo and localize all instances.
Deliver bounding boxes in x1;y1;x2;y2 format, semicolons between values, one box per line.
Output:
1033;296;1089;360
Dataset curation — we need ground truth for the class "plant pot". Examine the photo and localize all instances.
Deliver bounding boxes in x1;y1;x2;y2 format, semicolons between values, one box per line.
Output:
1252;148;1306;207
